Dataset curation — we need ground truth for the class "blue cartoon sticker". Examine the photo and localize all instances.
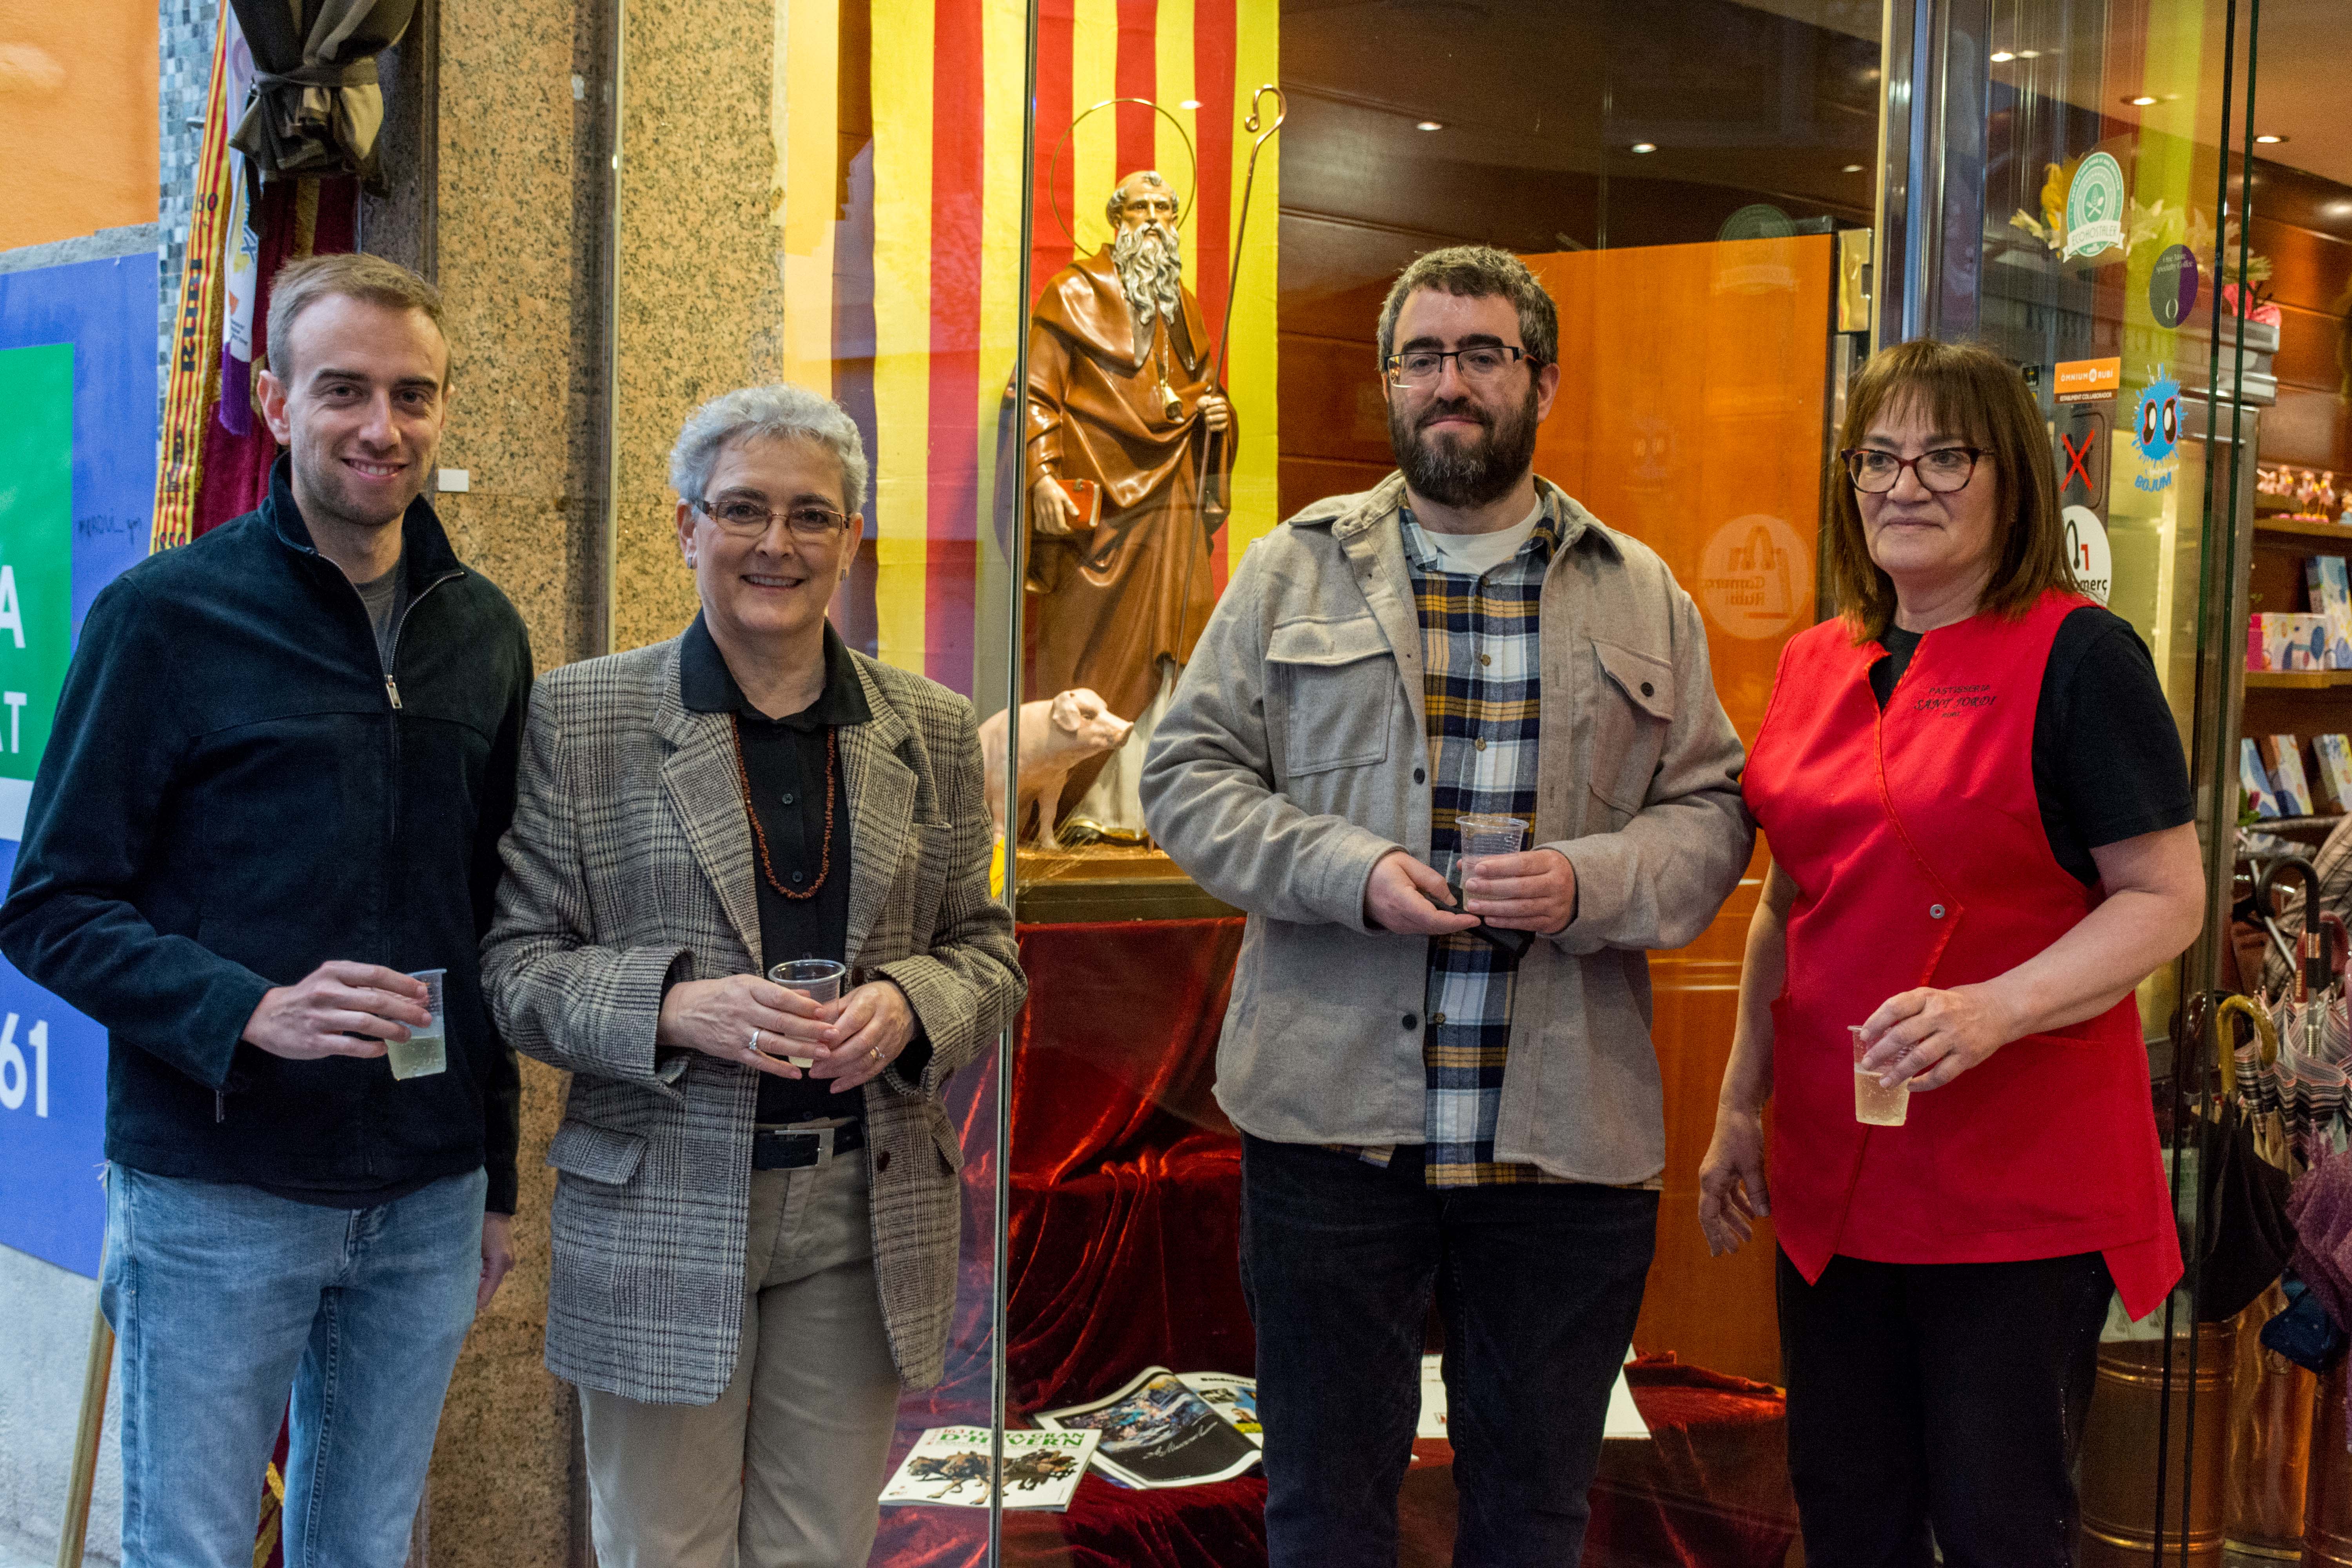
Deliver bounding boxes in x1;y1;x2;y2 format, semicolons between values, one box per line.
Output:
2131;368;2181;492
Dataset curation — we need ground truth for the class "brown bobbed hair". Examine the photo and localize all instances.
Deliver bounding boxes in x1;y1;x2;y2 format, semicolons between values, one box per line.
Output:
1824;338;2077;641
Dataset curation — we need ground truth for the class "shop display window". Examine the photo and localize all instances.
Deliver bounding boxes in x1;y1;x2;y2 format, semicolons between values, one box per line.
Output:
603;0;2343;1557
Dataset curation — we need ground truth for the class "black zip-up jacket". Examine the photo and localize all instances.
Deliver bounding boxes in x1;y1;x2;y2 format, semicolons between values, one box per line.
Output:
0;460;532;1210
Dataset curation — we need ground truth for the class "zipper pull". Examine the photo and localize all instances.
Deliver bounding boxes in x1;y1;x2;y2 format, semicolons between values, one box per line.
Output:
386;675;403;711
215;1089;225;1125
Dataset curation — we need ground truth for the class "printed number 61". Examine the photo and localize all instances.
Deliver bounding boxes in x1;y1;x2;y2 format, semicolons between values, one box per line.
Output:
0;1013;49;1116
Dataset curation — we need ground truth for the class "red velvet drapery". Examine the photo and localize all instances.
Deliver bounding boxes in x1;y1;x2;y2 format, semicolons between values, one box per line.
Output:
871;920;1798;1568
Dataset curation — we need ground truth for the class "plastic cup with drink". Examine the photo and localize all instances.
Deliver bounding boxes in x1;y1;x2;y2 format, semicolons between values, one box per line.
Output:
387;968;448;1081
1452;813;1529;887
766;959;849;1069
1852;1025;1912;1126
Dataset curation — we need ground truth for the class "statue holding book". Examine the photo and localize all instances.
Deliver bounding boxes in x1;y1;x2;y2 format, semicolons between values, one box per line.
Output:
1017;168;1236;839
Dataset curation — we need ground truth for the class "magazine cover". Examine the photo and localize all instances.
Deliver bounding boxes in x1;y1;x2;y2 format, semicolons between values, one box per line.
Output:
1177;1372;1262;1447
1036;1367;1263;1487
878;1426;1100;1510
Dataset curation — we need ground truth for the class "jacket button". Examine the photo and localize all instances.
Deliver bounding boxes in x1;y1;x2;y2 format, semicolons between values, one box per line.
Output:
1640;681;1654;697
1473;738;1487;751
791;870;806;885
1414;768;1426;784
780;791;796;806
1929;904;1945;919
875;1150;892;1172
1431;1012;1446;1026
1403;1013;1419;1030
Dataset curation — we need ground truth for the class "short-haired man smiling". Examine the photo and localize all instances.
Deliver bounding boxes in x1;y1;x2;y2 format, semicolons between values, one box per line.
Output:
1142;246;1752;1566
0;253;532;1568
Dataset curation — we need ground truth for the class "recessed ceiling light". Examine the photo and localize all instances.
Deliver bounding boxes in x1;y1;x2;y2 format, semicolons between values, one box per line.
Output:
2256;133;2287;144
1179;98;1201;111
1630;142;1657;154
1843;164;1866;174
2127;94;2160;106
1416;120;1443;131
1990;50;2016;62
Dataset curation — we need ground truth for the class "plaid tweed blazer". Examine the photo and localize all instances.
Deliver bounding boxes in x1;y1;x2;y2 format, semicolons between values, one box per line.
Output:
481;634;1023;1404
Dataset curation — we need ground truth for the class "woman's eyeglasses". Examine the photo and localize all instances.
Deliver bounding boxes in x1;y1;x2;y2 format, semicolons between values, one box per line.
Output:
1840;446;1985;494
694;498;851;539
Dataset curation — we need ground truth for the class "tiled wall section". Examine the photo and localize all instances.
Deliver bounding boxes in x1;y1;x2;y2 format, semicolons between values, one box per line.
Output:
157;0;219;414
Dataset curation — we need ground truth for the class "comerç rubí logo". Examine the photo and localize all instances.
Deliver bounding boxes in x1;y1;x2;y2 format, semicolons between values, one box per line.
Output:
2131;367;2182;492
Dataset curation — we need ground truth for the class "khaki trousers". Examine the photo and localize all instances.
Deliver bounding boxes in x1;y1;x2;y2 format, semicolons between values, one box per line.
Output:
581;1151;901;1568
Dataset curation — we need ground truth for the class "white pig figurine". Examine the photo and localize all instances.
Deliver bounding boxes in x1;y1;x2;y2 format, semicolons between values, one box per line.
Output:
978;688;1135;848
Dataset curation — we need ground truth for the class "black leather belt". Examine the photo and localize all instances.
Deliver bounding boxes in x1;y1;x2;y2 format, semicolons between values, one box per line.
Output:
750;1119;864;1171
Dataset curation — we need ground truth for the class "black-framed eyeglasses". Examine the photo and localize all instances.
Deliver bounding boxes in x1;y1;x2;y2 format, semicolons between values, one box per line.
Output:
1383;344;1541;388
1840;446;1987;494
693;497;852;539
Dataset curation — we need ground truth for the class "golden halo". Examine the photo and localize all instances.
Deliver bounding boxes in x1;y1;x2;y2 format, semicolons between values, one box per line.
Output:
1045;96;1200;252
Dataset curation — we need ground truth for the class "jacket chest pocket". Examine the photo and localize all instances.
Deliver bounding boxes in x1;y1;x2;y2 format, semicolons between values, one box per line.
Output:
1588;637;1676;817
1267;615;1397;777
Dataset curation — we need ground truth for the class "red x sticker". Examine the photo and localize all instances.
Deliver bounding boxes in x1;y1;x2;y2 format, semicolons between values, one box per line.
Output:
2060;427;2098;490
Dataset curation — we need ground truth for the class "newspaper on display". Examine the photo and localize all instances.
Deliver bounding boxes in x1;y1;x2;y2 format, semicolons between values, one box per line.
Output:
1036;1367;1264;1488
878;1426;1101;1511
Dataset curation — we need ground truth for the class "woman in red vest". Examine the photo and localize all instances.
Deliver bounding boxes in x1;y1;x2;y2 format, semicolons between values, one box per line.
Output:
1696;339;2205;1566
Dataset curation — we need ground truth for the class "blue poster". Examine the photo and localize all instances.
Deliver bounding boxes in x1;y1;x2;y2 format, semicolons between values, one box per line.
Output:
0;252;159;1277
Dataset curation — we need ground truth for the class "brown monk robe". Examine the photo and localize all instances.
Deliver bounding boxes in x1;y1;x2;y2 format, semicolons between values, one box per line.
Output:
1022;171;1236;829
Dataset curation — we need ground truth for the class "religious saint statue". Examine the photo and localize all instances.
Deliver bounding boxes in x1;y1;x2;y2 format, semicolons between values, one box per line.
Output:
1014;168;1236;839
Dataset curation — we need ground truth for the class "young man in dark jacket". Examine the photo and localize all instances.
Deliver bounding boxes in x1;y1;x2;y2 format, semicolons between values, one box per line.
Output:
0;253;532;1568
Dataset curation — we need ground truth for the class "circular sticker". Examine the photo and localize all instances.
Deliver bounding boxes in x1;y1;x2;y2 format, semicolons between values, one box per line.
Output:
1697;514;1811;640
2062;151;2127;260
2149;244;2201;329
2062;505;2112;605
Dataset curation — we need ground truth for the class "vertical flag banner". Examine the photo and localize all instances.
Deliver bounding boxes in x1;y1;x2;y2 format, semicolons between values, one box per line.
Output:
152;6;237;553
856;0;1277;691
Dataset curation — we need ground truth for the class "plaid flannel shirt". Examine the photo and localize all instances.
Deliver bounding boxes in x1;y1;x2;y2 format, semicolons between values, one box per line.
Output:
1343;496;1569;1187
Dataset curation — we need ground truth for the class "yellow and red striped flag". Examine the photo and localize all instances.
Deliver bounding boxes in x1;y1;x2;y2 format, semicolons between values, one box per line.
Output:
780;0;1278;693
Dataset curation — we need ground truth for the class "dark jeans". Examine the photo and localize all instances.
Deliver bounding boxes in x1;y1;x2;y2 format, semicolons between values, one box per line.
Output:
1240;1134;1659;1568
1777;1247;2115;1568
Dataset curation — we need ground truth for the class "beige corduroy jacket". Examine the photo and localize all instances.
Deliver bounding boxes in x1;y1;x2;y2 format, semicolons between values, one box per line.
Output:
1140;473;1753;1183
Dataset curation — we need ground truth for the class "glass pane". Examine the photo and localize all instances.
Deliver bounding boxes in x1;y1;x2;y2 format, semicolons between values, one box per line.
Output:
1962;0;2352;1557
608;0;1022;1558
1004;2;1881;1561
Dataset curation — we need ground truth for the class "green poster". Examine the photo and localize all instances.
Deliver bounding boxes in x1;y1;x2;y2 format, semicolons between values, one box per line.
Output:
0;344;74;786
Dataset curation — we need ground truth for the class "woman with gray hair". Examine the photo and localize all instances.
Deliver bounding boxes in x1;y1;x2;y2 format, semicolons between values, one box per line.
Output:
482;383;1023;1566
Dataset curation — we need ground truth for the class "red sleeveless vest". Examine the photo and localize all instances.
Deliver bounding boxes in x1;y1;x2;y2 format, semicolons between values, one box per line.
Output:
1744;590;2180;1319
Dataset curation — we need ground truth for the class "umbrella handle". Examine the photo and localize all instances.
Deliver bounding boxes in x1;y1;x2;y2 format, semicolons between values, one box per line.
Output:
2216;995;2280;1102
2258;856;2327;1000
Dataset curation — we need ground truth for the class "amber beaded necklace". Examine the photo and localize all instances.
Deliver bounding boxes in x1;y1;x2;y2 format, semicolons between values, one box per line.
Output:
730;716;836;900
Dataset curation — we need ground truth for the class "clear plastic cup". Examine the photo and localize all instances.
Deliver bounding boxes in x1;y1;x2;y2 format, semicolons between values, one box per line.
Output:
1454;813;1528;877
766;959;848;1069
387;968;447;1081
1852;1025;1910;1127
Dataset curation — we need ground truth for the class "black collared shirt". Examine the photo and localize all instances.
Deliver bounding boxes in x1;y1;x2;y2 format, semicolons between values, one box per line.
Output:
681;613;870;1125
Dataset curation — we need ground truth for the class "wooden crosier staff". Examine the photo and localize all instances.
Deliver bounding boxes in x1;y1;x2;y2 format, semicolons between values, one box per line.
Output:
1181;85;1285;623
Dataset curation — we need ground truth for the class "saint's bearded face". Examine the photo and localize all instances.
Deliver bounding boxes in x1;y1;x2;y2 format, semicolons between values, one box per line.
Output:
1111;216;1184;333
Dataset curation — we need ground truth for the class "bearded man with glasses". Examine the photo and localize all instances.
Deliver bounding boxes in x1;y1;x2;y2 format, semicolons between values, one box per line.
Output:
1141;245;1753;1566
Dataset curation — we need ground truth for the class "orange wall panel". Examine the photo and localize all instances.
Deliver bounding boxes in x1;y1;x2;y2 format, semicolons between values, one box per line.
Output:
1528;233;1835;1384
0;0;160;250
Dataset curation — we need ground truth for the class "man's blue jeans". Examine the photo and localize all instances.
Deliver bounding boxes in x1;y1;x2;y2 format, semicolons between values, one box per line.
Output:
100;1164;486;1568
1241;1135;1659;1568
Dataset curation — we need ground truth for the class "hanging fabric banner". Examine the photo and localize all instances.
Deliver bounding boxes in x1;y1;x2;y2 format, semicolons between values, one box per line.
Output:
151;8;239;553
